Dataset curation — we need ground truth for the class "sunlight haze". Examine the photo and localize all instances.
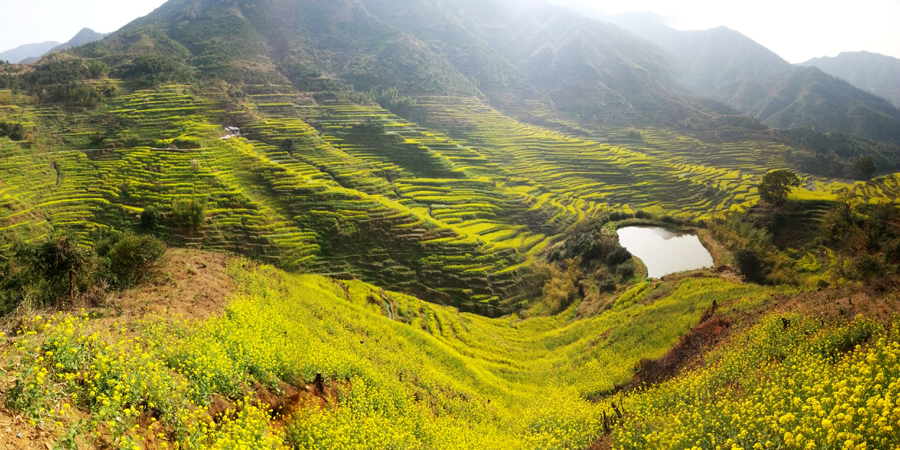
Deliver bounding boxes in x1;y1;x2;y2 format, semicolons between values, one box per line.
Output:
577;0;900;62
0;0;167;52
1;0;898;64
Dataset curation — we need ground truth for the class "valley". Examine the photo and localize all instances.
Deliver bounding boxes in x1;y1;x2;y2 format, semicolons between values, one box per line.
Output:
0;0;899;448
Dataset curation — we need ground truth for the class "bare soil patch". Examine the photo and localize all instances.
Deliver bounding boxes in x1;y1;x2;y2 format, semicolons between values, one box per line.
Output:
108;248;237;321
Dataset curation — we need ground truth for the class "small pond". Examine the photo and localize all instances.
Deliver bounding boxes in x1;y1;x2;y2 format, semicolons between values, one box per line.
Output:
617;226;714;279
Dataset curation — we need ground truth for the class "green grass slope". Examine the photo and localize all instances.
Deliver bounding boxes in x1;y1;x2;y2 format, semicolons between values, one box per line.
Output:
7;255;900;449
2;257;791;449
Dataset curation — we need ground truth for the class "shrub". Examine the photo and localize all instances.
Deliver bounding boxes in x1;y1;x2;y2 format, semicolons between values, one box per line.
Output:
849;253;883;283
0;122;26;141
11;234;90;305
598;276;617;293
634;210;653;220
87;60;109;79
96;233;165;288
734;247;764;283
141;206;161;230
607;248;632;266
542;273;577;312
118;54;191;86
608;211;632;221
616;262;635;279
171;198;207;232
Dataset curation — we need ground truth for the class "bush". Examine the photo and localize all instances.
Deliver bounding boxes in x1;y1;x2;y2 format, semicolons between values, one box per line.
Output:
734;247;764;282
9;234;90;307
850;253;883;283
634;210;653;220
607;247;632;266
96;233;165;289
608;211;632;221
87;60;109;79
118;54;191;86
141;206;161;230
0;121;26;141
598;276;617;293
616;262;635;279
171;198;207;232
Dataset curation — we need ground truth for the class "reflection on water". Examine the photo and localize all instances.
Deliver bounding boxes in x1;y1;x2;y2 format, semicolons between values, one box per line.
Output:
617;226;714;279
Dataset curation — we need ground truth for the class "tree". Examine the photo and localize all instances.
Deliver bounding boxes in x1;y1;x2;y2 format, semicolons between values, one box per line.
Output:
856;156;877;180
280;139;294;151
758;170;801;205
13;234;88;302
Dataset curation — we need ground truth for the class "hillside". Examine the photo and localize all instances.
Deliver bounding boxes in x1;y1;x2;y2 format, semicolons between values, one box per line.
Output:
801;51;900;107
8;29;109;65
3;0;900;448
3;249;899;449
608;14;900;145
357;0;688;124
606;15;791;96
69;0;709;127
1;0;898;310
748;67;900;145
0;41;60;64
45;28;109;55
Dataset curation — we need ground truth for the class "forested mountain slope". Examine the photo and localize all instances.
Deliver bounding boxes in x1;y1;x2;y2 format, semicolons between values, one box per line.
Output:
44;28;110;55
75;0;711;126
801;51;900;107
607;14;900;145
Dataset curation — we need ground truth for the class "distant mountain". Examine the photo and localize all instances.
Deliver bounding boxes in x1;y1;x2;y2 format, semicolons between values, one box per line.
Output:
47;28;109;54
2;28;108;65
800;51;900;107
79;0;702;126
749;67;900;144
608;15;790;95
608;14;900;144
356;0;687;123
0;41;60;64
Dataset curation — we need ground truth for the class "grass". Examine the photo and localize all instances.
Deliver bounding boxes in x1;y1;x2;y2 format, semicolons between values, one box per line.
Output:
2;258;797;449
5;79;897;311
3;71;900;449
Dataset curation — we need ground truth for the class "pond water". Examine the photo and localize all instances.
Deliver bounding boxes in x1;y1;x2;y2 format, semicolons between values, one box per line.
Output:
617;226;714;279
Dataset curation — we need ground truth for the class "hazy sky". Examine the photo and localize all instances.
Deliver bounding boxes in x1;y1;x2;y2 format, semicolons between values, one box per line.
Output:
0;0;898;64
0;0;166;51
578;0;900;63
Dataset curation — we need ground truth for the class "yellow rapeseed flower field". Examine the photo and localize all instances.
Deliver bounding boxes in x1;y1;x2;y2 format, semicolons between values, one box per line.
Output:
4;262;898;449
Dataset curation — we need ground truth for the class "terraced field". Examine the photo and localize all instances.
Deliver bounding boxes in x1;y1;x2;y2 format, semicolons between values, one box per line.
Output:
0;87;535;313
3;83;881;311
406;97;766;219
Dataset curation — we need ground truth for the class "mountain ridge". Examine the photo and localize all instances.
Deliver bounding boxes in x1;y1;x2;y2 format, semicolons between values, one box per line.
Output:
606;13;900;145
800;51;900;107
3;28;108;65
0;41;61;64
